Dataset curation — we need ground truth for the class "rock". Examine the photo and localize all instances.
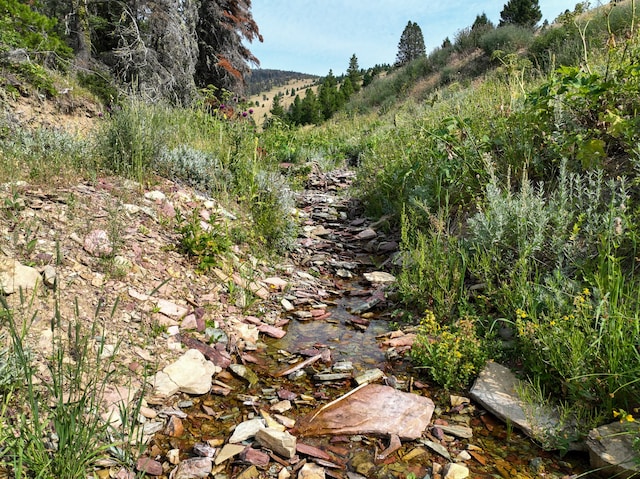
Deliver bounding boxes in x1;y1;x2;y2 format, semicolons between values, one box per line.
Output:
154;298;189;318
236;465;260;479
363;271;395;284
354;368;384;385
354;228;377;240
229;418;266;443
296;443;332;461
170;457;212;479
263;277;288;290
241;447;270;468
42;265;56;288
83;229;113;257
214;444;245;465
470;362;581;450
438;424;473;439
162;349;218;395
586;421;640;478
295;384;434;440
297;463;325;479
0;257;41;294
281;298;295;311
151;371;180;398
167;449;180;465
279;467;291;479
271;400;292;413
145;190;166;201
455;450;471;462
255;428;297;459
314;372;352;381
193;442;217;458
229;363;259;386
420;439;451;460
164;416;184;437
442;462;469;479
136;457;163;476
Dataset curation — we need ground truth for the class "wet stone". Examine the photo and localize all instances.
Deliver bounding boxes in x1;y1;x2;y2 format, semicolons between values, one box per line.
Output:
354;368;384;385
297;462;325;479
215;444;245;465
255;428;297;459
241;447;270;468
443;462;469;479
229;418;266;443
438;424;473;439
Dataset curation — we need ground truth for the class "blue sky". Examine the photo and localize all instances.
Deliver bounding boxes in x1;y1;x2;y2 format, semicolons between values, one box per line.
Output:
247;0;584;76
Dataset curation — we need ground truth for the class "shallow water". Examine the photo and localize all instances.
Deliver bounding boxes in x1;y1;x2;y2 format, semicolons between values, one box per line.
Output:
268;293;389;372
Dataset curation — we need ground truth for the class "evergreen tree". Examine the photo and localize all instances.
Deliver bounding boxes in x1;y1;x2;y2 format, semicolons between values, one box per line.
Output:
347;54;362;92
499;0;542;28
300;88;322;124
340;77;354;102
317;70;340;120
270;93;286;119
288;95;303;124
395;21;426;66
196;0;263;95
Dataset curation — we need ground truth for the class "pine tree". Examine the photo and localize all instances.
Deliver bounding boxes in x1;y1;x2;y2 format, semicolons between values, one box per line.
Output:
300;88;322;125
270;93;286;119
347;54;362;92
499;0;542;28
196;0;263;94
395;21;426;66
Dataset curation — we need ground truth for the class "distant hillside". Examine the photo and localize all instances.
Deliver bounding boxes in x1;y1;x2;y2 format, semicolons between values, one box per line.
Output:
247;69;319;96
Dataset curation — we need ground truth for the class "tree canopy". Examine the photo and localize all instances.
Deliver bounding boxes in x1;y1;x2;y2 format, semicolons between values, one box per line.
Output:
499;0;542;28
395;21;426;66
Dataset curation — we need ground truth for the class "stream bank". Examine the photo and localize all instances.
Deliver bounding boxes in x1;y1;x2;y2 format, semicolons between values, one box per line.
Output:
141;166;591;479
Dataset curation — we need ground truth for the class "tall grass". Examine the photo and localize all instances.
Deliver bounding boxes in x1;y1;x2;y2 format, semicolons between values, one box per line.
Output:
0;294;143;478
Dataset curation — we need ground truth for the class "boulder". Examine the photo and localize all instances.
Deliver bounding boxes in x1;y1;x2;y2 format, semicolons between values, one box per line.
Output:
586;421;640;478
470;362;581;450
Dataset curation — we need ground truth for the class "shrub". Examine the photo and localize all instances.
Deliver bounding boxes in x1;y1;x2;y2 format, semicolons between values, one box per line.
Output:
177;211;232;272
411;310;489;390
398;210;466;320
0;124;94;182
249;170;297;253
466;158;630;316
478;25;534;57
77;71;121;106
154;145;231;196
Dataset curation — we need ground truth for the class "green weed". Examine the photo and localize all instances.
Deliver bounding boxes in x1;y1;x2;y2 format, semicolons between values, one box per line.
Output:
411;310;489;390
0;295;143;478
176;211;231;273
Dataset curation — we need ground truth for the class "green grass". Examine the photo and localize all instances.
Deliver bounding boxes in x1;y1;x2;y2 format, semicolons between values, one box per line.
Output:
0;295;144;478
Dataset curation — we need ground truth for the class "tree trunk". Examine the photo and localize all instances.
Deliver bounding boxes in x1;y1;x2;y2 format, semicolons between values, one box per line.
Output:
73;0;92;67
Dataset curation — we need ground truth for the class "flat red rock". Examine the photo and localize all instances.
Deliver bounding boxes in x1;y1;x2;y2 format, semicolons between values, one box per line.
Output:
294;384;434;440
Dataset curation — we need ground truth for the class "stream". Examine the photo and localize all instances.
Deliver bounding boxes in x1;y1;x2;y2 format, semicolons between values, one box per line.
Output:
149;166;592;479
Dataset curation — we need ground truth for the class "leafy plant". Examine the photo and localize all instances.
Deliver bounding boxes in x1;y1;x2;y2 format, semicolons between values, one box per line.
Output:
411;310;489;390
177;211;232;272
